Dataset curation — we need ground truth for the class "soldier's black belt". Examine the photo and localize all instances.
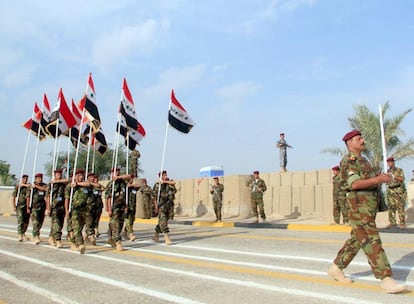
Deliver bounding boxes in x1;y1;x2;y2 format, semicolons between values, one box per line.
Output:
388;185;402;189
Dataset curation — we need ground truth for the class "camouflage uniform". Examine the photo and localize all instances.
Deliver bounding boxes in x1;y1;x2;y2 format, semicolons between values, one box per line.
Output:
210;181;224;221
246;175;267;220
140;184;154;219
30;182;47;238
105;180;127;242
70;184;88;246
13;183;30;236
333;152;392;279
153;181;176;234
124;185;139;234
332;173;348;224
47;181;67;241
91;186;103;234
129;150;140;177
386;166;406;226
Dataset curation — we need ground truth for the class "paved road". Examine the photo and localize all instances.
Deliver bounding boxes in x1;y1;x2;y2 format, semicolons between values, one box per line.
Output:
0;216;413;304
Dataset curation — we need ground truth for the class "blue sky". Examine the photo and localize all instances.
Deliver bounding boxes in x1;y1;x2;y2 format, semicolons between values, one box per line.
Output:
1;0;414;184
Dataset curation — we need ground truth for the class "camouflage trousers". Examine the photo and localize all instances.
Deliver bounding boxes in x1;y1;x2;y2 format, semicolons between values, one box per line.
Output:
250;196;266;219
142;199;152;219
387;189;406;225
49;205;65;241
109;205;125;242
155;203;172;234
31;205;46;237
16;203;30;235
213;200;222;221
124;207;136;233
334;193;392;279
85;203;101;236
333;196;349;224
70;206;86;246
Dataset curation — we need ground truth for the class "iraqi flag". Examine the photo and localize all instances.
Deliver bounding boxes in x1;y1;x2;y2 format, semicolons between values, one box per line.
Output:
78;73;101;133
40;93;51;132
117;118;146;151
23;102;47;140
66;99;89;147
91;129;107;155
46;88;77;137
168;89;194;134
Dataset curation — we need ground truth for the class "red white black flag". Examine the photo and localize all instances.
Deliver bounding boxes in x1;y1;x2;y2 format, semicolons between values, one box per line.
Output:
78;73;101;133
46;88;77;137
168;89;194;134
23;102;47;140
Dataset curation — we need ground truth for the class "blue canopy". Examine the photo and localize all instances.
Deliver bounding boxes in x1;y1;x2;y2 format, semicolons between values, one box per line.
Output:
199;166;224;177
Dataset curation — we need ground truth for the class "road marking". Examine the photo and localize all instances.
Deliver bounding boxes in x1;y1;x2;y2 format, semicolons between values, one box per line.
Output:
0;270;80;304
0;249;204;304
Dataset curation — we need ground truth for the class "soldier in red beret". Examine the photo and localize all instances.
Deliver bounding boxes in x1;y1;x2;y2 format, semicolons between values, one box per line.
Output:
328;130;406;293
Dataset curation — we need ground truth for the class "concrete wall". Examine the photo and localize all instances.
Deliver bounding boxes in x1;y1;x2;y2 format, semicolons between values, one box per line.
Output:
2;171;414;223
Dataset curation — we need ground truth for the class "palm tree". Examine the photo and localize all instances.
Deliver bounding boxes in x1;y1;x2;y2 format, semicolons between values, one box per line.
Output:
322;101;414;172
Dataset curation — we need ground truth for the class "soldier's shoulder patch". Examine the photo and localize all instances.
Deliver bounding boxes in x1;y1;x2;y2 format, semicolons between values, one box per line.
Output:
348;171;355;176
349;155;356;161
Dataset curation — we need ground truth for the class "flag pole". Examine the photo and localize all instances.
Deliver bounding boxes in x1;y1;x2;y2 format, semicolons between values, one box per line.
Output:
379;104;387;172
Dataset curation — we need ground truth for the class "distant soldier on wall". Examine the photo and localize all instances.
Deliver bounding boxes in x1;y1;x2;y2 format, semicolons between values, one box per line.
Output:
331;166;349;225
210;177;224;222
246;170;267;223
12;174;31;242
276;132;292;172
386;157;407;230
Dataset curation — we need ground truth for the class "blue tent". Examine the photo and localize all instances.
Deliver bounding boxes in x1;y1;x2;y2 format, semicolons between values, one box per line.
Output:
199;166;224;177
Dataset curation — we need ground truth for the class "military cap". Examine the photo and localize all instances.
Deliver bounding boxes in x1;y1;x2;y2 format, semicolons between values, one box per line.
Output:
158;170;167;177
54;169;63;174
386;157;395;162
75;169;85;175
22;174;29;178
342;130;361;142
332;166;340;171
213;177;219;180
87;172;95;178
280;132;285;136
253;170;259;174
35;173;43;178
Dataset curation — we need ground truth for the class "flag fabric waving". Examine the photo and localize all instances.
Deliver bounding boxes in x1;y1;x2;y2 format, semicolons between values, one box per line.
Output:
66;99;88;147
78;73;101;133
46;88;77;137
40;93;51;132
168;89;194;134
23;102;47;140
117;78;146;150
91;129;107;155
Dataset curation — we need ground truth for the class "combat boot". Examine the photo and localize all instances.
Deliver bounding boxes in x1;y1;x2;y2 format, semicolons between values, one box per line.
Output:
106;238;116;248
90;234;96;245
48;236;56;246
56;240;63;248
129;233;136;241
17;234;23;242
95;228;100;237
22;234;30;241
153;232;159;242
164;233;172;245
115;241;123;251
121;230;128;240
328;264;352;283
77;244;86;254
70;242;77;251
381;277;406;294
33;235;41;245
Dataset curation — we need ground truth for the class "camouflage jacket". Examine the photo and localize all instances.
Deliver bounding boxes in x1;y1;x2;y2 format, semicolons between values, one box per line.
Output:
105;180;127;205
210;183;224;202
47;182;66;206
127;185;139;209
140;185;154;202
247;178;267;198
31;182;47;208
387;166;406;192
12;184;30;205
153;182;176;204
332;174;347;202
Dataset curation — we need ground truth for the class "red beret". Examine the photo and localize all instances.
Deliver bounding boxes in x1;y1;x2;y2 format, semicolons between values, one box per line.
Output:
75;169;85;175
22;174;28;178
54;169;63;174
35;173;43;178
253;170;259;174
386;157;395;162
332;166;340;171
87;172;95;177
111;167;121;172
342;130;361;142
158;170;167;177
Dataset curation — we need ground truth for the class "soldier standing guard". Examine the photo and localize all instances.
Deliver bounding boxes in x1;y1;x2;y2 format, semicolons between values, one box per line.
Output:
46;169;69;248
385;157;407;229
105;168;131;251
210;177;224;222
327;130;406;293
276;133;291;172
153;170;176;245
12;174;31;242
30;173;47;245
140;179;154;219
331;166;349;225
246;171;267;223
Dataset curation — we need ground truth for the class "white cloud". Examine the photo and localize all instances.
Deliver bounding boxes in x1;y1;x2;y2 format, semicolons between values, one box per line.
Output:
91;19;170;69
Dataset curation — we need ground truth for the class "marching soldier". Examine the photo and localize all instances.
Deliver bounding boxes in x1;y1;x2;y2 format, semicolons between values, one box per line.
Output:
30;173;47;245
153;170;176;245
328;130;406;293
246;171;267;223
140;179;154;219
46;169;69;248
92;174;104;237
105;168;131;251
12;174;31;242
210;177;224;222
386;157;407;229
85;172;104;245
123;177;140;241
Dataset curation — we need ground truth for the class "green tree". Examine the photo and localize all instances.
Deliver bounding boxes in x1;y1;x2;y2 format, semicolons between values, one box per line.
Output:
0;160;17;186
44;145;142;180
322;102;414;172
